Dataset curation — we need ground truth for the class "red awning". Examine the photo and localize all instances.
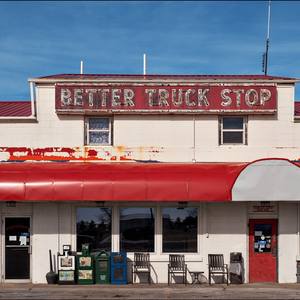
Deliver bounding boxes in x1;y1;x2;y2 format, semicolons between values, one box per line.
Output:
0;162;246;202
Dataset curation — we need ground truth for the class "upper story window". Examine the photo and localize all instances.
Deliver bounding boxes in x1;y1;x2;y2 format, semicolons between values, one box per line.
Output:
85;117;112;145
219;116;247;145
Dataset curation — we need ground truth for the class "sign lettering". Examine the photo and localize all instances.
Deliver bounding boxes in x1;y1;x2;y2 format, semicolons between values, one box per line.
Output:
55;84;277;114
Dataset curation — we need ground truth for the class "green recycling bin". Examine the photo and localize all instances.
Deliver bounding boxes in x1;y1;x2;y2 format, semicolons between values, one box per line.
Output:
77;244;94;285
95;251;110;284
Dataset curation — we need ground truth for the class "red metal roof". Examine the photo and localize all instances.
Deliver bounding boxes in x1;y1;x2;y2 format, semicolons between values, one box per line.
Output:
0;101;31;117
0;162;246;202
37;74;296;81
295;102;300;117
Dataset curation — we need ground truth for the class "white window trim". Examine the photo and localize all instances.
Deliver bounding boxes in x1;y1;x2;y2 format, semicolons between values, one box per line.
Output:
85;117;112;146
220;116;247;145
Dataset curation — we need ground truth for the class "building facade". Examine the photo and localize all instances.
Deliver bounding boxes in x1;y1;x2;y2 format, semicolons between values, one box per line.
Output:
0;74;299;284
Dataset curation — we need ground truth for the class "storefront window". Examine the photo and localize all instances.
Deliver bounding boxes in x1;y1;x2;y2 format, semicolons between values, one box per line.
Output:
76;207;112;253
120;207;155;252
162;207;198;253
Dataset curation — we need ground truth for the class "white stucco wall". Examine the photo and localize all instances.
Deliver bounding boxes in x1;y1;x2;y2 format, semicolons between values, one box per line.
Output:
0;84;299;162
278;202;298;283
1;201;299;283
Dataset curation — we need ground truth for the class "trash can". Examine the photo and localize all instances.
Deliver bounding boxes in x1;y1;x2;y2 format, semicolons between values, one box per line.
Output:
95;251;110;284
296;259;300;283
110;252;127;284
229;252;243;284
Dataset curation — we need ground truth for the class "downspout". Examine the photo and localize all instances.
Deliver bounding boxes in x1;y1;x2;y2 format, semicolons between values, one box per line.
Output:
192;115;196;162
297;202;300;283
29;81;36;118
0;80;37;120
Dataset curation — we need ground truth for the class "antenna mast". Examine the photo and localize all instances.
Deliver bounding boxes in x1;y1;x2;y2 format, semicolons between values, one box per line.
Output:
262;0;271;75
143;53;147;76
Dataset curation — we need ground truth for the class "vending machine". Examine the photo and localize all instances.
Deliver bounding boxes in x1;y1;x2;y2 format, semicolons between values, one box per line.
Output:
95;251;110;284
76;244;94;284
57;245;76;284
110;252;127;284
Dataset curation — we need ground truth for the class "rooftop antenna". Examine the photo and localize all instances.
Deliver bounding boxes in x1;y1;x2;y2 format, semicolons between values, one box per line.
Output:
80;60;84;74
262;0;271;75
143;53;147;76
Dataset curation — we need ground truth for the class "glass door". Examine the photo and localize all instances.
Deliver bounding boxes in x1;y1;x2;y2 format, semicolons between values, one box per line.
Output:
5;217;31;280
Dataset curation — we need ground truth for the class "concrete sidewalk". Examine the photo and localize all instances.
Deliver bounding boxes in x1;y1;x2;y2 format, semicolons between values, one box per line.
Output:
1;283;300;300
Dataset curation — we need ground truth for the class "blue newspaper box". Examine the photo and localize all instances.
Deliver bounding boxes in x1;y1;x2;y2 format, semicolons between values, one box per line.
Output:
110;252;127;284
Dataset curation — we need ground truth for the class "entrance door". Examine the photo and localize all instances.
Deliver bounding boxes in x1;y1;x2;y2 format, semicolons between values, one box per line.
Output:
5;217;31;280
249;219;277;283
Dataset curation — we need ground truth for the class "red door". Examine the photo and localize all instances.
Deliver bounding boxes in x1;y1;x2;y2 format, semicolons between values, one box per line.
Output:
249;219;277;283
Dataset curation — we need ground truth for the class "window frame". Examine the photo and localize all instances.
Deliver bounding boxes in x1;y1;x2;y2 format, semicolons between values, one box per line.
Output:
85;116;113;146
219;116;248;145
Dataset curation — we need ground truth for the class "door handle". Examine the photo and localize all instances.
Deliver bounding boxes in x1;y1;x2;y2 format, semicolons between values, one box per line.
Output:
28;245;32;254
271;246;277;257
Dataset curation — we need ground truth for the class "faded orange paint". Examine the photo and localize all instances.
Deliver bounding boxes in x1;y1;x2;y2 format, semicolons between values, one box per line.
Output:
116;145;125;153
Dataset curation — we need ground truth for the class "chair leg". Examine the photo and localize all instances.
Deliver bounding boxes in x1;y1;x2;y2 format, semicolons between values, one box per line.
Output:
209;271;211;285
168;270;170;285
227;270;229;285
148;271;151;284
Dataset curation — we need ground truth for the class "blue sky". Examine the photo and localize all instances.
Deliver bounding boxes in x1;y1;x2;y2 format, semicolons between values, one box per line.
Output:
0;1;299;100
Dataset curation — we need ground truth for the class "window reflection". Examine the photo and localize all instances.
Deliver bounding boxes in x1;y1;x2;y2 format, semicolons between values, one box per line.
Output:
120;208;155;252
76;208;112;253
162;207;197;253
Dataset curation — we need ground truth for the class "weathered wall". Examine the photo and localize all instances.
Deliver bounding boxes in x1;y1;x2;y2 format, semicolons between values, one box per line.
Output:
0;84;299;162
278;202;298;283
0;201;298;283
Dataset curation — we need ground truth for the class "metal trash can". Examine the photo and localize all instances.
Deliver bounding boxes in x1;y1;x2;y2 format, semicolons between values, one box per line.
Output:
95;251;110;284
229;252;243;284
296;259;300;283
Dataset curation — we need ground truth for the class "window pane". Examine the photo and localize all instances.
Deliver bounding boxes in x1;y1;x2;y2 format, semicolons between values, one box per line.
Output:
77;208;112;253
89;118;109;130
223;131;243;144
89;132;109;145
162;208;197;253
254;224;272;253
120;208;155;252
223;117;244;129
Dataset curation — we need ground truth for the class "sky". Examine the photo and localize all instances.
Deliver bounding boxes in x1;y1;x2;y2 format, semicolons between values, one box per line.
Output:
0;1;299;100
